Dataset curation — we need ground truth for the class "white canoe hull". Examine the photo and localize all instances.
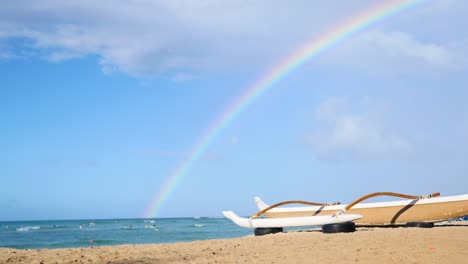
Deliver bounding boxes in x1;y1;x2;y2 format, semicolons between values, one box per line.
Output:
254;194;468;225
223;211;362;228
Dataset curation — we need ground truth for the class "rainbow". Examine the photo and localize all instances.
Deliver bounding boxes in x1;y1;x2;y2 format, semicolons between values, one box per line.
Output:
144;0;424;218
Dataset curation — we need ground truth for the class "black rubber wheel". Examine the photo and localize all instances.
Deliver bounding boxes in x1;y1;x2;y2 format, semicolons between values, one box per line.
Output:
404;222;434;228
254;227;283;236
322;221;356;233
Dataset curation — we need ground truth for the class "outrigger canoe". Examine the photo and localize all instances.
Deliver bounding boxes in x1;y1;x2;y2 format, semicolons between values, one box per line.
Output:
222;211;362;228
253;192;468;226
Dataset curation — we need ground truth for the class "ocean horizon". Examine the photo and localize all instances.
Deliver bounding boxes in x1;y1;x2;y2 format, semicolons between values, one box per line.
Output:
0;217;252;249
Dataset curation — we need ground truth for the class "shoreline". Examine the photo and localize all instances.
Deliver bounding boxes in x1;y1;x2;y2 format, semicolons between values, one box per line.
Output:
1;225;468;263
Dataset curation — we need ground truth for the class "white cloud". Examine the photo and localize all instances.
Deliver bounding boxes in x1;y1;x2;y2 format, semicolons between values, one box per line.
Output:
0;1;466;77
0;1;330;77
307;97;412;160
317;30;462;74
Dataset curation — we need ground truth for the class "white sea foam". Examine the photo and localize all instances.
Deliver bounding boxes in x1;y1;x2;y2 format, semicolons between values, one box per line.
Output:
194;224;204;227
16;226;40;232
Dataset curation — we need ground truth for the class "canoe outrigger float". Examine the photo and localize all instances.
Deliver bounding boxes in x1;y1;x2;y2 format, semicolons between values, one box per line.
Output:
222;211;362;228
253;192;468;226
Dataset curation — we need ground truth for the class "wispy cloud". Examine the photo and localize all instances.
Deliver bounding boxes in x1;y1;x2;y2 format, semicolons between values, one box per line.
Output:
306;97;412;161
0;50;13;60
171;73;197;83
0;42;15;60
318;30;463;74
229;136;240;145
0;1;466;77
0;1;323;77
76;159;98;169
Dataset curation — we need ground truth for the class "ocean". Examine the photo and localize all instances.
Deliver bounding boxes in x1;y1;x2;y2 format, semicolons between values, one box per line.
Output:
3;216;467;249
0;218;252;249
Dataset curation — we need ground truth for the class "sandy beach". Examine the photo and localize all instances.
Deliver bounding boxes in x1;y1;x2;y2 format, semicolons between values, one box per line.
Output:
1;224;467;264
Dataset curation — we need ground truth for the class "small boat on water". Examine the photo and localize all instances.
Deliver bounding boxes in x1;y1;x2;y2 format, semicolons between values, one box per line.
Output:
254;192;468;226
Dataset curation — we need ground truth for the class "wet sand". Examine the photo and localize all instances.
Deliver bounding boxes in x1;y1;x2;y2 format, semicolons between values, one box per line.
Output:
1;224;468;264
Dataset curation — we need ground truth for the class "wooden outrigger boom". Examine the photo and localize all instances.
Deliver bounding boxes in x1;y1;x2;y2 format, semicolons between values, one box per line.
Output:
340;192;440;213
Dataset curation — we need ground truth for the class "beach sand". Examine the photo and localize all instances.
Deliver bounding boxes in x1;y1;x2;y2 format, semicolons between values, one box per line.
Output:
1;224;467;264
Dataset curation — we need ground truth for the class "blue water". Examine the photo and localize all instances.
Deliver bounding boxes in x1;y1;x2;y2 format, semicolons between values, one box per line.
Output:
0;218;252;249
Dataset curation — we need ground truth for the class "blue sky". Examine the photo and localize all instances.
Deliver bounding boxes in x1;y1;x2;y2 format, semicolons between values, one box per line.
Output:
2;0;468;221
